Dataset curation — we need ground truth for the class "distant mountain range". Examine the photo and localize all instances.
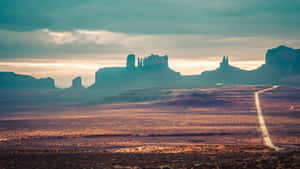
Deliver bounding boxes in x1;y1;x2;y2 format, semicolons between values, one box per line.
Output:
91;45;300;90
0;45;300;112
1;45;300;91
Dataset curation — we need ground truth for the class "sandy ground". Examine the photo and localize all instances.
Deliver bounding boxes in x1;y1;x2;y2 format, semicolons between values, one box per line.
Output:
0;85;299;151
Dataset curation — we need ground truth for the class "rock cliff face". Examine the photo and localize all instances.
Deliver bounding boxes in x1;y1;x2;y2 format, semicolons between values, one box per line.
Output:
265;46;300;74
0;72;55;89
140;54;168;69
71;76;84;89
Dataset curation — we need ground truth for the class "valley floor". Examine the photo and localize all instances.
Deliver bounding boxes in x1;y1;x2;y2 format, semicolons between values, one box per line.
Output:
0;85;299;168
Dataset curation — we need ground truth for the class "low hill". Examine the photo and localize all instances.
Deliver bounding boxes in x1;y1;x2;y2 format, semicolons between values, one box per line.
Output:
0;72;55;89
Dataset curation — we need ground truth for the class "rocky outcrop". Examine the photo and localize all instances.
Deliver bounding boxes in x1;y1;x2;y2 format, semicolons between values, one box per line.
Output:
71;76;84;89
126;54;136;71
199;56;250;85
265;45;300;74
92;54;179;90
139;54;168;69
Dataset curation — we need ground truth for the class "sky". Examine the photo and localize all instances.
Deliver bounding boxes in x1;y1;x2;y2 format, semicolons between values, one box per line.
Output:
0;0;300;88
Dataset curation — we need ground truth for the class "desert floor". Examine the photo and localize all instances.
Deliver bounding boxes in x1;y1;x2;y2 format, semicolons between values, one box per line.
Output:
0;85;299;168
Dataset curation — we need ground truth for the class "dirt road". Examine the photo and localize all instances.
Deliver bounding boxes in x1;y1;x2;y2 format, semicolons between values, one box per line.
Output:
255;85;281;151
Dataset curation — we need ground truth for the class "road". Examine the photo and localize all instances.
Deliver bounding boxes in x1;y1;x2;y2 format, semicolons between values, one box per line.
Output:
254;85;282;151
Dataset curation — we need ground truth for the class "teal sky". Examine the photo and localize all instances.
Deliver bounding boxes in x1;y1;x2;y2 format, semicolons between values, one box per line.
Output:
0;0;300;87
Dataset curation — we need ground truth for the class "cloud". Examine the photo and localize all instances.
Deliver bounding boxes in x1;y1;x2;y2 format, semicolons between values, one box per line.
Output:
1;29;300;61
0;0;300;37
0;29;130;58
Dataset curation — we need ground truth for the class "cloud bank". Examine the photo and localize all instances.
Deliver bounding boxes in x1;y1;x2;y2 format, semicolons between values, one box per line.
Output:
1;0;300;37
1;29;300;60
